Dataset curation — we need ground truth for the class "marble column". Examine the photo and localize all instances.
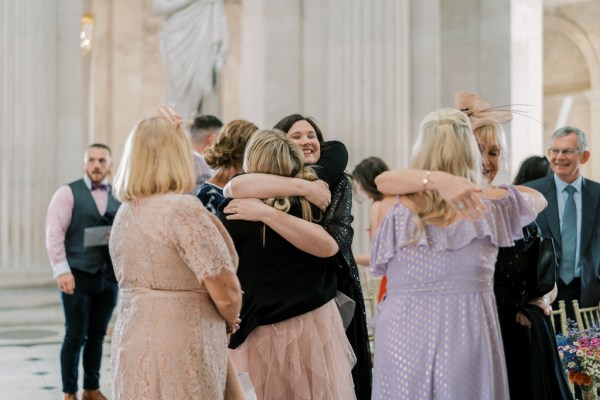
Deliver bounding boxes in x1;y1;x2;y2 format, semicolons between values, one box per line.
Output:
236;0;411;257
434;0;543;183
89;0;167;165
0;0;83;285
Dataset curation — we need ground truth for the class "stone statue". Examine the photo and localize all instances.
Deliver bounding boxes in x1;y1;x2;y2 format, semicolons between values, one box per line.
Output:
153;0;229;118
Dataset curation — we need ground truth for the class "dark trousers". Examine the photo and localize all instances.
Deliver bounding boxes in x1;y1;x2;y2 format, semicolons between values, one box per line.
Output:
60;269;118;393
557;278;581;323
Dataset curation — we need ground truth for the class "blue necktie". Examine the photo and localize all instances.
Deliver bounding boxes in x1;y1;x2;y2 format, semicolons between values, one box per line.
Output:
560;185;577;285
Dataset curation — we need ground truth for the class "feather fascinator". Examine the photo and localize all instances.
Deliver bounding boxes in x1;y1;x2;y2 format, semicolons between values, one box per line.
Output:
455;91;513;130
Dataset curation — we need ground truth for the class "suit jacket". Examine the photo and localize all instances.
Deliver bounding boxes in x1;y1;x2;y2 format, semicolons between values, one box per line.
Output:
525;174;600;307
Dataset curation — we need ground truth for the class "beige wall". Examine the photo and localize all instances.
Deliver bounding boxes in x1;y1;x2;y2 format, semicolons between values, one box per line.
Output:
3;0;599;283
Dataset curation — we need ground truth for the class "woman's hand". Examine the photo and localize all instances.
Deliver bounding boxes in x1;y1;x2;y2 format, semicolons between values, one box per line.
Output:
433;173;487;220
227;317;242;334
303;180;331;212
224;198;274;222
515;312;532;327
516;295;553;327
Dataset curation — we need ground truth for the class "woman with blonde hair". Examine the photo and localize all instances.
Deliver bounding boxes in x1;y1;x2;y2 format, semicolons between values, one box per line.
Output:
197;119;258;214
220;129;356;400
370;107;546;399
109;106;243;399
378;93;572;399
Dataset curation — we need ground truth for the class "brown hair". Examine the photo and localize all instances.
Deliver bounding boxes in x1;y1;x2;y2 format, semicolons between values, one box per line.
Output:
203;119;258;170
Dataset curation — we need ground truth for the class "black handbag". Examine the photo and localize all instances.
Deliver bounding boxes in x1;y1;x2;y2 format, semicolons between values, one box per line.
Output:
524;224;558;298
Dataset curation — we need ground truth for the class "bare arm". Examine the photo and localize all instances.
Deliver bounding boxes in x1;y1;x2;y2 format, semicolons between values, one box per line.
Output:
224;174;331;211
223;198;339;257
354;201;383;267
375;170;486;219
354;253;370;267
204;269;242;329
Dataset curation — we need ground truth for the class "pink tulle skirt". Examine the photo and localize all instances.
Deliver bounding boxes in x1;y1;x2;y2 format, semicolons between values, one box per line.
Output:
230;299;357;400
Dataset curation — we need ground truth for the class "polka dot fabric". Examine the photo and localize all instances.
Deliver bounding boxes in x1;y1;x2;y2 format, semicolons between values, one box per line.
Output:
370;186;536;400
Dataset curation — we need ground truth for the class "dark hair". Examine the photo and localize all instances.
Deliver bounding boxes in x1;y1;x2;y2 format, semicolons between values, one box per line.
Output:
352;157;390;201
190;115;223;132
89;143;112;156
273;114;325;143
513;155;552;185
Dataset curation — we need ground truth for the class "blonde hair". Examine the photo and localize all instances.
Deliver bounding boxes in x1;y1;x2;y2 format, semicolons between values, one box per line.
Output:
203;119;258;170
408;108;483;228
473;120;508;172
113;116;195;202
244;129;320;224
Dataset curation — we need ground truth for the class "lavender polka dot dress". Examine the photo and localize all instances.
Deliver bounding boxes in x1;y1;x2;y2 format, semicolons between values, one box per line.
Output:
370;186;536;400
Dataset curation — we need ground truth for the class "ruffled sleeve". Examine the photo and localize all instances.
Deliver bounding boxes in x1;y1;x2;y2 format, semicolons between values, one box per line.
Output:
370;185;536;276
482;184;537;246
169;196;238;280
369;201;406;276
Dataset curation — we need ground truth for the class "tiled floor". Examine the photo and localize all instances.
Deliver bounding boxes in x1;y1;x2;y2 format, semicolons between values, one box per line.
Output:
0;327;112;400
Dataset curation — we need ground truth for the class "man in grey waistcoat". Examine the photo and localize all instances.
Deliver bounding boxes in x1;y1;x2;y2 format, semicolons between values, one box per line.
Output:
46;143;120;400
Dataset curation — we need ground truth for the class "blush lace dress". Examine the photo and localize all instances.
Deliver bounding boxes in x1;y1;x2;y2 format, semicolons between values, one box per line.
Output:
109;194;238;399
370;186;536;400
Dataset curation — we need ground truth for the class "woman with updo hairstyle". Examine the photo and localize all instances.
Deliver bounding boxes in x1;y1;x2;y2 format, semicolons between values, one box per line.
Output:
219;129;356;400
196;119;258;214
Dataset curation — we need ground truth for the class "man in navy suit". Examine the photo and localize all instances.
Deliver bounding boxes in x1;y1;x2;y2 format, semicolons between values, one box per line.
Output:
525;126;600;320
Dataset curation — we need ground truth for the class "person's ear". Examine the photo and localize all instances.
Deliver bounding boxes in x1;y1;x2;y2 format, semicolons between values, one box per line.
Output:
207;132;218;145
580;150;591;164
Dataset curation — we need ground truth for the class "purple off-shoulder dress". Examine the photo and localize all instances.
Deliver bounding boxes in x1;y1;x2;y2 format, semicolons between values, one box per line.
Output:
370;186;536;400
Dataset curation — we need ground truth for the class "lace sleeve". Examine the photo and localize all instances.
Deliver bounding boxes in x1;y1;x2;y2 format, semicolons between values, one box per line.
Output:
170;197;238;280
